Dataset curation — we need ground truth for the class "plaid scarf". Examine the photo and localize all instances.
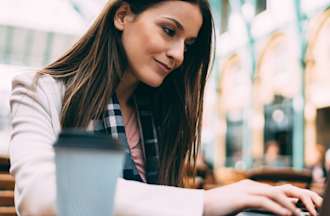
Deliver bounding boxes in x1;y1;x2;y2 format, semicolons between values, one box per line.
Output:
92;88;160;184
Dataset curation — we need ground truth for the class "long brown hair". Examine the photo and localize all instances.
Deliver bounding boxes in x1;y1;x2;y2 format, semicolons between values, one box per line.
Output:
38;0;215;186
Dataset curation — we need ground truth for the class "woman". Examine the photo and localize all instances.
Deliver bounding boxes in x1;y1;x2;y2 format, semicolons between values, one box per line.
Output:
9;0;322;215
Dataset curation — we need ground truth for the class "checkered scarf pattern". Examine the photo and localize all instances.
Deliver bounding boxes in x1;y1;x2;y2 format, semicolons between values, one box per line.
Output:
92;90;160;184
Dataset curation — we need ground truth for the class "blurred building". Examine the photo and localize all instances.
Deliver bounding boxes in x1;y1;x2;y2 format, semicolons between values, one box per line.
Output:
210;0;330;170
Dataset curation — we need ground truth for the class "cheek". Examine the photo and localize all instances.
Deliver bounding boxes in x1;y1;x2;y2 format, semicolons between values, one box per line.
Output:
136;33;166;56
131;24;166;55
143;33;166;54
122;23;167;69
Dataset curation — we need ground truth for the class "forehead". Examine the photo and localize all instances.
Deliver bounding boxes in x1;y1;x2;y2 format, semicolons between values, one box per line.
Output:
139;1;203;36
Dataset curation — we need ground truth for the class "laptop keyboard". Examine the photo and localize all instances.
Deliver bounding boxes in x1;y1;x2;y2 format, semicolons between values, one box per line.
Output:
237;200;317;216
237;211;310;216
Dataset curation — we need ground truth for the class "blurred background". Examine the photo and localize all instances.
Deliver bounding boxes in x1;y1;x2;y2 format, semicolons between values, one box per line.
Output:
0;0;330;192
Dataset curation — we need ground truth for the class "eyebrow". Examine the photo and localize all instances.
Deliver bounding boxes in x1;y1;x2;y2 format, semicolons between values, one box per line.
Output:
164;17;184;31
163;17;197;41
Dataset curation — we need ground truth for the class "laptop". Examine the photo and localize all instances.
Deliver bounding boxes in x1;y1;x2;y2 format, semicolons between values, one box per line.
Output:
237;177;330;216
53;130;125;216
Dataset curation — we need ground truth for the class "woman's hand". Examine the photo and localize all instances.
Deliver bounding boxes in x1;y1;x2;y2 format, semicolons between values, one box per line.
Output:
203;179;322;216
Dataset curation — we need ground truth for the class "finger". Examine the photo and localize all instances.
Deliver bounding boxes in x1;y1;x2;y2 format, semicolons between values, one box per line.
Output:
279;185;318;216
252;186;297;212
263;188;300;215
297;194;316;216
289;197;299;204
306;189;323;208
283;185;323;208
248;195;292;216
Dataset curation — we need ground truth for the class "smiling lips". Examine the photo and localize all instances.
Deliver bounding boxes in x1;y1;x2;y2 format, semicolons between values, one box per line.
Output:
154;59;173;74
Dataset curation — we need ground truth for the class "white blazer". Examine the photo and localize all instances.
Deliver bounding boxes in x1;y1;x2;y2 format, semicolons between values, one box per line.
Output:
9;72;204;216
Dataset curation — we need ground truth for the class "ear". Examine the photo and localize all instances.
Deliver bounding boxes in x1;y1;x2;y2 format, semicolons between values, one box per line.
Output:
114;3;134;31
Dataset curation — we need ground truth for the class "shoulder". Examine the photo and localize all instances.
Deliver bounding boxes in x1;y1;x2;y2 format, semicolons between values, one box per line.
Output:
12;71;64;92
11;71;65;104
11;71;65;124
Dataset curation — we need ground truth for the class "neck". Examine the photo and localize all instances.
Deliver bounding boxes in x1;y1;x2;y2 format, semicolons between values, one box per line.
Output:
116;71;139;106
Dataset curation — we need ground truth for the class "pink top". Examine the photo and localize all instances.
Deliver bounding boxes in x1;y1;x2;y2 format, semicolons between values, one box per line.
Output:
124;110;146;182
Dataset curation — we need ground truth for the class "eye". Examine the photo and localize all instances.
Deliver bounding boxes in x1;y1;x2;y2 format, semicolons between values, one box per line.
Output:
162;26;176;37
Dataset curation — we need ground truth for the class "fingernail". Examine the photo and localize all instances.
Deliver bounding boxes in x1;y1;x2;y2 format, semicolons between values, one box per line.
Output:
295;209;301;216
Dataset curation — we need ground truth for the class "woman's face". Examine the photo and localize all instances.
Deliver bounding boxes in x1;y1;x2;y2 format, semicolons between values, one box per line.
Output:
115;1;203;87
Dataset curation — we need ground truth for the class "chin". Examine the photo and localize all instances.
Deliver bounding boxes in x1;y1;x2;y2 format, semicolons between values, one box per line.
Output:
143;78;164;88
139;73;166;88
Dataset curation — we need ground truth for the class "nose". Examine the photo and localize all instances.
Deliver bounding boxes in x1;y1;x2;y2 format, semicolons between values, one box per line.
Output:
166;40;185;68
